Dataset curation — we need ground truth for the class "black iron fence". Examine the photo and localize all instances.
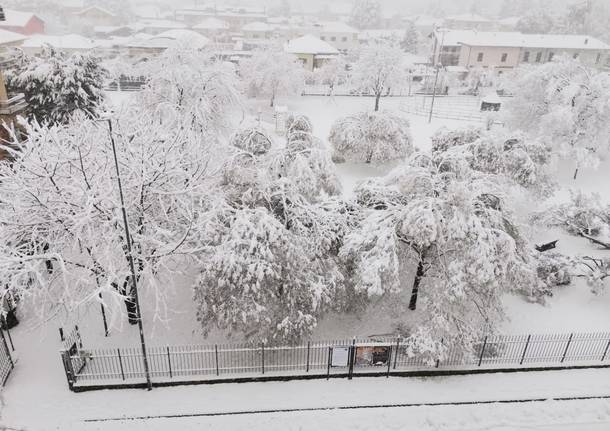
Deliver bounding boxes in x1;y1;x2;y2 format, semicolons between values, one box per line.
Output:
0;329;14;386
60;332;610;391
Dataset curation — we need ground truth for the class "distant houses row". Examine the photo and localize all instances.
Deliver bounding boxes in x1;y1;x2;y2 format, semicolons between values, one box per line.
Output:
0;5;608;74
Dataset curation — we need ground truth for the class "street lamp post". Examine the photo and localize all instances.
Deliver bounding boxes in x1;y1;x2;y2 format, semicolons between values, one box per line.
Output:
105;119;152;391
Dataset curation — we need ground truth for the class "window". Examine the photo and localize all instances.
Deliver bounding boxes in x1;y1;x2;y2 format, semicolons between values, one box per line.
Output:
535;52;542;62
320;36;325;40
477;52;484;62
523;51;530;62
596;53;601;64
501;53;508;62
331;36;336;41
548;52;555;61
342;36;347;42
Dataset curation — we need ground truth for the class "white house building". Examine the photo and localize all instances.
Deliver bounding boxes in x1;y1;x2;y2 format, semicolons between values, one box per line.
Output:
285;34;339;71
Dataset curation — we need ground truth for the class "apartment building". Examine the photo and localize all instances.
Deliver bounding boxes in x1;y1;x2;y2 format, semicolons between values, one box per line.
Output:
433;30;610;72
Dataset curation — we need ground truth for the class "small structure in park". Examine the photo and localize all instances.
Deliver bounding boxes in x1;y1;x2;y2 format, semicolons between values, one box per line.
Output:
480;91;502;111
285;34;339;72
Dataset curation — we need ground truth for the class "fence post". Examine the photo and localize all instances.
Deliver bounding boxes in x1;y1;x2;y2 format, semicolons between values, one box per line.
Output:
166;347;172;379
118;348;125;380
478;336;488;367
602;337;610;362
393;337;400;369
215;344;219;376
436;338;444;368
386;346;392;378
306;341;310;372
561;333;573;363
60;350;75;390
59;327;64;342
520;335;531;365
348;339;356;380
326;346;331;380
261;342;265;375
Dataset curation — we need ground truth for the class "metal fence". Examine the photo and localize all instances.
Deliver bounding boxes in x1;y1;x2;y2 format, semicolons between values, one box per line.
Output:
60;331;610;390
0;330;14;386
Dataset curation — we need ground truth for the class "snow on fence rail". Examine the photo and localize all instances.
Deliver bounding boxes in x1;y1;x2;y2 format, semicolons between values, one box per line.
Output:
60;332;610;391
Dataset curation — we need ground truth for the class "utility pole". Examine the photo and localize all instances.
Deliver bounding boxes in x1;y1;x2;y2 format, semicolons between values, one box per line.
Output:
106;119;152;391
428;63;441;124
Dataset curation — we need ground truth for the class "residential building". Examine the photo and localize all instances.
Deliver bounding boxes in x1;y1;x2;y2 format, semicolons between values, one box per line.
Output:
192;17;230;39
131;19;187;35
0;29;27;48
72;6;120;28
21;34;99;55
0;9;44;35
432;30;610;72
285;34;339;72
315;21;358;52
242;21;274;40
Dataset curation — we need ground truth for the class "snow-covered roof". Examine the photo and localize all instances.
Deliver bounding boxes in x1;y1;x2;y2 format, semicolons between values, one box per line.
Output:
498;17;521;27
73;6;117;17
1;9;42;27
23;34;98;50
130;30;210;49
481;91;502;104
133;19;187;30
445;13;493;23
285;34;339;55
358;29;403;41
0;29;27;45
242;21;273;32
438;30;610;50
402;53;429;66
193;17;229;30
319;21;358;34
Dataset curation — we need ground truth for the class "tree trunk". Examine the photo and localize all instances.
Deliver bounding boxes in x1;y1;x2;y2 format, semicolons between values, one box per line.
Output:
408;258;425;311
125;296;139;325
374;93;381;111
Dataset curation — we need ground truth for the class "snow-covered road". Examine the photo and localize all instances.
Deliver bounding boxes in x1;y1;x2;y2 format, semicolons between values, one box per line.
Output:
4;368;610;430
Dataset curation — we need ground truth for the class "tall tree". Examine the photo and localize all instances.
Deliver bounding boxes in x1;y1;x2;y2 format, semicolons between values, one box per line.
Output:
503;57;610;179
349;0;382;30
240;45;305;107
350;40;406;111
401;20;420;54
341;155;543;358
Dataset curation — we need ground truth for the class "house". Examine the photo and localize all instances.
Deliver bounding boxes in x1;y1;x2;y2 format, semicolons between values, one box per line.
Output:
316;21;359;52
285;34;339;71
73;6;120;27
242;22;274;40
444;14;496;31
127;29;209;57
432;29;610;72
0;9;44;35
0;29;27;48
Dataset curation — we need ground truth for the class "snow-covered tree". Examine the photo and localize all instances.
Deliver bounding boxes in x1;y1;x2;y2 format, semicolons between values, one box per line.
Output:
350;40;406;111
312;56;349;96
5;48;107;125
515;9;557;34
349;0;382;30
329;111;413;164
401;20;420;54
503;57;610;179
434;128;555;197
230;127;273;155
240;45;305;107
340;155;542;358
135;47;242;135
195;115;345;343
0;97;225;325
